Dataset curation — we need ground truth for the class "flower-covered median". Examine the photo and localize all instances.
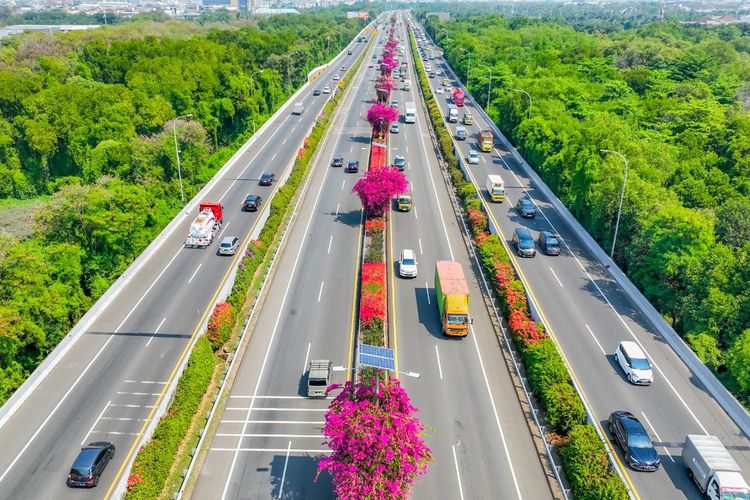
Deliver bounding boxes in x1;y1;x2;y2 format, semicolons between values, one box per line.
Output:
409;27;628;499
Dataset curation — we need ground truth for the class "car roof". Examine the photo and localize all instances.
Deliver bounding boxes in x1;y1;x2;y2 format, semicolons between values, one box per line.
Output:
515;227;533;239
348;159;358;164
395;155;405;160
616;412;647;434
402;249;415;259
469;150;478;154
245;194;260;200
619;340;647;359
73;447;102;467
221;236;237;244
541;231;557;240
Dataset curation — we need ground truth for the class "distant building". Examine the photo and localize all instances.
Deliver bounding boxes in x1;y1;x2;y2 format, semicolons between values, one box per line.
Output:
0;24;101;39
252;7;299;15
346;11;369;20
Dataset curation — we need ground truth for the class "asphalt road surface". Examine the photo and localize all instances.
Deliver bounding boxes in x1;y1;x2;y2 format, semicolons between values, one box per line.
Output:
413;16;750;500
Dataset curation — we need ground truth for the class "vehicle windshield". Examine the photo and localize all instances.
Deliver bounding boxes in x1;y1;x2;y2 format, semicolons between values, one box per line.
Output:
627;431;652;448
447;314;468;325
402;258;415;266
631;357;650;370
221;243;231;248
721;490;750;500
492;187;504;194
520;239;534;249
308;380;327;386
70;467;91;476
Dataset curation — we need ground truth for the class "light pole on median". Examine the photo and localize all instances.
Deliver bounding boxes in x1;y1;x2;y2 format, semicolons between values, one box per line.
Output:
458;47;471;87
478;64;492;110
172;113;192;207
600;149;629;259
512;89;532;120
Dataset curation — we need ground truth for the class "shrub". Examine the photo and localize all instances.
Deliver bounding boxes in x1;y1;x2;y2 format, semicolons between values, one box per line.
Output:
563;424;628;500
361;317;384;346
523;338;570;395
542;382;587;434
206;302;234;351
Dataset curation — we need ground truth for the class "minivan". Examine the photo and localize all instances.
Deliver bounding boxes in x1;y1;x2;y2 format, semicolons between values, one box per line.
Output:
455;126;468;140
399;249;418;278
512;228;536;258
614;341;653;385
538;231;561;256
218;236;240;256
67;442;115;488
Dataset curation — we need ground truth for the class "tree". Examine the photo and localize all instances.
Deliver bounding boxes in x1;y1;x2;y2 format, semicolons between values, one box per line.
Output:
317;378;432;499
727;329;750;399
716;198;750;249
366;103;399;134
352;167;408;217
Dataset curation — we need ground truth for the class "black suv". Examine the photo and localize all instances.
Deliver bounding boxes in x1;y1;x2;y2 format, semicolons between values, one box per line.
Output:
608;411;661;471
259;172;276;186
346;160;360;173
538;230;561;256
67;442;115;488
331;155;344;168
242;194;262;211
516;196;536;218
313;88;321;96
512;227;536;258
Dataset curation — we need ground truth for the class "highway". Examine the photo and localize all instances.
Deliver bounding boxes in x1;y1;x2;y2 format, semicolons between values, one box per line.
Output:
0;29;370;500
190;15;555;500
412;17;750;500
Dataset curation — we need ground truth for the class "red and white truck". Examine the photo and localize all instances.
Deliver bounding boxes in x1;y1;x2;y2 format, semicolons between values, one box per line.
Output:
452;88;465;107
185;201;223;248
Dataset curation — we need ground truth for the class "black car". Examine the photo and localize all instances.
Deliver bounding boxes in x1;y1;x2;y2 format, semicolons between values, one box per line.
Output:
242;194;262;211
347;50;352;55
67;442;115;488
313;88;321;96
516;196;537;218
259;172;276;186
331;155;344;168
512;227;536;258
608;411;661;471
346;160;360;173
538;230;561;256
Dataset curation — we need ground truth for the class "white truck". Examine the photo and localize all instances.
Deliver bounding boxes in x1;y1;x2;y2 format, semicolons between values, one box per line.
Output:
447;105;459;123
185;201;223;248
404;102;417;123
486;174;506;202
683;434;750;499
307;360;332;397
292;102;304;115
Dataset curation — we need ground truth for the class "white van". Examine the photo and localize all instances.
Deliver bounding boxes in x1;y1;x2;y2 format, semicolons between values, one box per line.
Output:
614;341;653;385
292;102;304;115
448;105;459;123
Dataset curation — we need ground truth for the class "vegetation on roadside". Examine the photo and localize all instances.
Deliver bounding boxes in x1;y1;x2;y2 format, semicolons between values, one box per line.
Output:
409;28;628;499
124;36;368;500
0;12;363;405
422;13;750;405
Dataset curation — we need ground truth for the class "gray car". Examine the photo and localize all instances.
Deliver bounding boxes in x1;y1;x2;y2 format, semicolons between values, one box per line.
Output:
218;236;240;256
512;227;536;258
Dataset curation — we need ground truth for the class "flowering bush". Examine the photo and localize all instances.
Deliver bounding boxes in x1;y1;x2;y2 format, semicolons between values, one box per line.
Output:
466;209;488;238
206;302;234;351
360;262;386;327
318;379;432;499
352;167;408;217
367;103;399;133
365;218;386;233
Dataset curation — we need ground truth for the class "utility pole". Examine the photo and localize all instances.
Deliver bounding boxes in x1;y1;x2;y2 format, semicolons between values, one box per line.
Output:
600;149;629;259
173;114;193;207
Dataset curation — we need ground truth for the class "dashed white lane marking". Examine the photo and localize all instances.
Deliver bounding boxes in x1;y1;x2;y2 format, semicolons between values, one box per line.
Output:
303;342;311;375
452;444;465;500
549;267;564;288
82;400;111;445
278;441;292;499
146;316;167;347
318;281;325;302
328;235;333;254
435;345;443;380
585;324;607;355
188;264;202;284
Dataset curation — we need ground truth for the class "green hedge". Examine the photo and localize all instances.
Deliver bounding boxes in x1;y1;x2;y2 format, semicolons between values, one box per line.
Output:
408;28;628;500
124;46;368;499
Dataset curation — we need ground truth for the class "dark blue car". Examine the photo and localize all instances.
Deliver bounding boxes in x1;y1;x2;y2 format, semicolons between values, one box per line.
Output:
609;411;661;471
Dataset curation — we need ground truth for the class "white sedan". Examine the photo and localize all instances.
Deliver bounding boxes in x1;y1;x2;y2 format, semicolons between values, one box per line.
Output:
322;86;331;94
435;87;444;94
467;150;480;164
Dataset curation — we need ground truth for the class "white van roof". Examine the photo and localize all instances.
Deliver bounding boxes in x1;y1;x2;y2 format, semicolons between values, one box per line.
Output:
619;340;647;359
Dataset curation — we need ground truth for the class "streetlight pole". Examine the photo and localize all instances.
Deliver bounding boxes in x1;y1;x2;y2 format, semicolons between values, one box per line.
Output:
478;64;492;110
249;69;266;96
512;89;532;119
600;149;629;259
458;47;471;87
172;113;192;207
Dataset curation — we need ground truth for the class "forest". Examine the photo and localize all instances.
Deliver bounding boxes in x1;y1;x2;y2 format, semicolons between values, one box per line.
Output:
0;11;363;403
422;14;750;402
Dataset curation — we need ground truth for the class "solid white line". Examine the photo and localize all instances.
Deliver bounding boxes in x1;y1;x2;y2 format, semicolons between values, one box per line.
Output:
418;238;423;254
469;324;523;499
100;417;150;422
640;412;674;462
318;281;325;302
146;316;167;348
425;282;431;305
335;203;340;216
585;324;607;355
220;110;342;499
211;447;331;453
435;345;443;380
228;395;317;399
328;234;333;254
548;267;563;288
451;445;465;500
0;333;115;485
225;407;328;412
116;392;161;396
96;431;141;436
303;342;311;375
109;404;155;408
218;433;321;439
188;263;202;284
278;441;292;498
221;420;325;425
82;400;111;445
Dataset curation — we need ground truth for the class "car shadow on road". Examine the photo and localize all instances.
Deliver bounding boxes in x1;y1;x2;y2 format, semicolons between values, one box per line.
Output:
267;454;332;499
329;208;361;228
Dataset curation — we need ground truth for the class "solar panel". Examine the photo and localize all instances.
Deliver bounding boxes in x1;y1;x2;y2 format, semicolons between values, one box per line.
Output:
359;344;395;370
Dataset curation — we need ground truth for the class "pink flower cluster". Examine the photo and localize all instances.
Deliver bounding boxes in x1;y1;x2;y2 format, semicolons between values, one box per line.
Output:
317;379;432;499
352;166;408;217
367;103;399;134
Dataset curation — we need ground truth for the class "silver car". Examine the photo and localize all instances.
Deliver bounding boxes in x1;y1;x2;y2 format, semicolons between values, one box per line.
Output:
218;236;240;256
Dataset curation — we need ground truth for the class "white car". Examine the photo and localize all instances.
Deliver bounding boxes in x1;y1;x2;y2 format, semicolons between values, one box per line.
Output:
390;123;400;134
467;150;479;164
399;249;418;278
322;86;331;94
614;341;654;385
218;236;240;256
333;74;340;81
436;87;444;94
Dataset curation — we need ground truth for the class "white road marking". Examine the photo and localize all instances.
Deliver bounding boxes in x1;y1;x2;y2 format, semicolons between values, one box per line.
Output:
96;431;141;436
218;433;321;439
405;145;409;153
335;203;340;216
549;267;564;288
188;263;202;284
328;235;333;254
100;417;150;422
585;324;607;355
117;392;161;396
435;345;443;380
271;152;277;161
303;342;311;375
469;323;523;499
425;282;431;304
418;238;423;254
452;444;465;500
278;441;292;498
221;420;325;425
318;281;325;302
219;221;230;237
225;407;328;412
109;404;155;408
349;144;354;152
341;179;345;191
641;411;674;462
228;395;323;399
146;317;167;347
211;447;331;453
282;137;287;145
82;400;111;445
414;206;418;219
